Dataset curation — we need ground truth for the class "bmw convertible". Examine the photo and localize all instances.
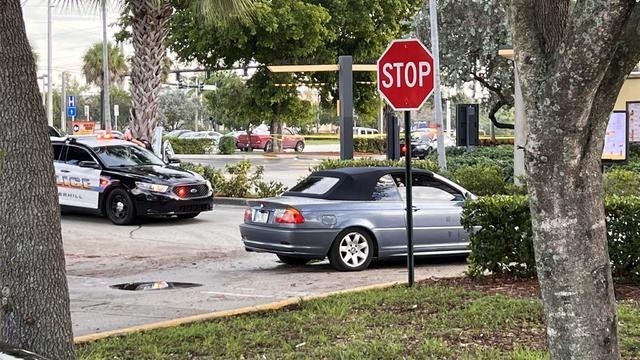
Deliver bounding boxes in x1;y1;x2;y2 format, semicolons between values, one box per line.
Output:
239;167;474;271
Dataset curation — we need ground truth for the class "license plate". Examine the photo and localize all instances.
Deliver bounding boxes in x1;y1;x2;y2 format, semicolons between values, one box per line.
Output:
253;210;269;223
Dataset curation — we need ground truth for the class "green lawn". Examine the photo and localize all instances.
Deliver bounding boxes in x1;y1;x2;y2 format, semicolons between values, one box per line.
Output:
304;138;340;145
77;283;640;359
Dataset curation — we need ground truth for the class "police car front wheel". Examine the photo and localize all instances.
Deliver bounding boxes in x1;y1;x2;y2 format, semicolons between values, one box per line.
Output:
106;188;137;225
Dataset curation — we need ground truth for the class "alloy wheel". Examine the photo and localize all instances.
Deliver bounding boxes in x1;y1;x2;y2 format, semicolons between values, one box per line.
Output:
338;232;369;268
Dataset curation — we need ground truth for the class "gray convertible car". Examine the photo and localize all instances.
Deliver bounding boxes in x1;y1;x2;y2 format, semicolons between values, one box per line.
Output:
240;167;474;271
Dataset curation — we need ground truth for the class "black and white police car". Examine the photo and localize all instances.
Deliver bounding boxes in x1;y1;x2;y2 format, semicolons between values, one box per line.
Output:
50;136;214;225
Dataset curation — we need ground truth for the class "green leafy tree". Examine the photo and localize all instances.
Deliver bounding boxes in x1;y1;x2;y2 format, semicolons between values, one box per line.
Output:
415;0;514;129
158;90;202;130
168;0;420;149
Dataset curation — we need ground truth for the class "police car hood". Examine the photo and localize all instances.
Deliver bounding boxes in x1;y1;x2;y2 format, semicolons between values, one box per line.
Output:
107;165;204;184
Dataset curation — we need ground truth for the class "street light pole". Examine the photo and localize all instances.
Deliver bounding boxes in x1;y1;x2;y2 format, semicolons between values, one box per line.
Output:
429;0;447;171
102;0;111;131
47;0;53;127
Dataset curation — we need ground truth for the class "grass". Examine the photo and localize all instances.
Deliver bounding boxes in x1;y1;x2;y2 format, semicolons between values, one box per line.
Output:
77;284;640;359
305;139;340;145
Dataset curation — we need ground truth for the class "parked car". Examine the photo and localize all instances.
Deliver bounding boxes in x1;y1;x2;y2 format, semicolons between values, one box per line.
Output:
51;137;214;225
178;131;197;138
237;128;305;152
166;129;192;138
191;131;222;140
400;134;432;159
353;127;379;135
0;341;49;359
240;167;474;271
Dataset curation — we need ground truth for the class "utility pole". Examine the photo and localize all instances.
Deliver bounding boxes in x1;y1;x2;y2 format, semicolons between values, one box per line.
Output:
429;0;447;171
47;0;53;127
195;77;200;132
60;71;66;132
102;0;111;131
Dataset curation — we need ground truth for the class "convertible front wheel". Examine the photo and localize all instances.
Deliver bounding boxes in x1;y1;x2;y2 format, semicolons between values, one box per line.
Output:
329;229;374;271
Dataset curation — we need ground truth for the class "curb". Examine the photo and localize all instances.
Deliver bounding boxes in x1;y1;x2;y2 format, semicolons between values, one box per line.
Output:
74;280;405;344
212;197;249;206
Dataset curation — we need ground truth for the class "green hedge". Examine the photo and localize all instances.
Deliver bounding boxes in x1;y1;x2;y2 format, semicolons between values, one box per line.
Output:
218;136;237;155
313;158;440;173
164;137;214;154
462;195;640;280
354;137;386;154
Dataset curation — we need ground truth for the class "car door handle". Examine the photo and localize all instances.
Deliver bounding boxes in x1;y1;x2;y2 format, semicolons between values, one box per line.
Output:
60;169;71;173
408;206;419;212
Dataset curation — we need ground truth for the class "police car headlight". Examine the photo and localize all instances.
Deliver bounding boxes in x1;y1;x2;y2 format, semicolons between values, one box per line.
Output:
135;182;169;193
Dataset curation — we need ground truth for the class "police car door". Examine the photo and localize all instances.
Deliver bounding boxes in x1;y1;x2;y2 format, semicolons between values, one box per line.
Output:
57;144;102;209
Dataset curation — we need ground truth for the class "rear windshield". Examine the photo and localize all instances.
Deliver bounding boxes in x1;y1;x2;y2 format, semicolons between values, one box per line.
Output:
289;176;340;195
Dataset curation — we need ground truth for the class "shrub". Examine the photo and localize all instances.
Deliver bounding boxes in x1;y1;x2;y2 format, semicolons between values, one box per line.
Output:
218;136;237;155
164;137;213;154
604;168;640;196
462;195;640;281
313;158;440;173
462;195;535;277
180;161;285;198
354;137;386;153
452;164;507;196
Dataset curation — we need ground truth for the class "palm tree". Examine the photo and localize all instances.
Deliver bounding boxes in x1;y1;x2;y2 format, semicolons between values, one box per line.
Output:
81;42;128;87
127;0;254;141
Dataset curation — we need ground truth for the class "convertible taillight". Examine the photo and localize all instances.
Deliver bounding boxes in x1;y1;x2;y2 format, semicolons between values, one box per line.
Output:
274;208;304;224
244;208;252;222
401;145;407;153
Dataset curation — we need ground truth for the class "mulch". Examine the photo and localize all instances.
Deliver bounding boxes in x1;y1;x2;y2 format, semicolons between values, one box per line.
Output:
418;275;640;302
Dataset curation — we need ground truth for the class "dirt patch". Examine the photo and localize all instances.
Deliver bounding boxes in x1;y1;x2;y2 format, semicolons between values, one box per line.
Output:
419;275;640;302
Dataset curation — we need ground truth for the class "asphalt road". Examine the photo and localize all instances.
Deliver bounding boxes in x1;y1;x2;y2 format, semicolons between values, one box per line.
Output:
63;206;468;336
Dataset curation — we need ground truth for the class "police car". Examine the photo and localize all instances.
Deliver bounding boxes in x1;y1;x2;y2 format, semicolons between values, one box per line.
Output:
51;136;213;225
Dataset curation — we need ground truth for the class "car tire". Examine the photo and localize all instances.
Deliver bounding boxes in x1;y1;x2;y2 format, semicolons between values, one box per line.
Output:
177;212;200;219
277;254;312;266
105;188;137;225
264;141;273;152
294;141;304;152
329;228;374;271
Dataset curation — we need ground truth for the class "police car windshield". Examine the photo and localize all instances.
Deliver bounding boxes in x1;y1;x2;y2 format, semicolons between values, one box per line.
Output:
93;145;165;167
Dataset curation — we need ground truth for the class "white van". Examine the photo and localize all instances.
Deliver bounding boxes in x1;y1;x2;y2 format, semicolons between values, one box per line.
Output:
353;127;380;136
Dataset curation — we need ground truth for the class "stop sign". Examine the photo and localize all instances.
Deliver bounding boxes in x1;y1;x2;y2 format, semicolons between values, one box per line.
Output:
377;39;434;111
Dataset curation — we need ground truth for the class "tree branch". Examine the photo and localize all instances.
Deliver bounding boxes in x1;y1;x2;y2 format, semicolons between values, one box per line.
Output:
471;73;514;129
536;0;570;56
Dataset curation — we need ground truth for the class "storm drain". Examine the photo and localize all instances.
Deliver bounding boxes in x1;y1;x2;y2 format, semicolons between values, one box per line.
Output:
110;281;202;291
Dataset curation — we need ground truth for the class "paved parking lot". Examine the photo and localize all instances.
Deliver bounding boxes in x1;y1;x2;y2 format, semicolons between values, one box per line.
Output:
63;205;467;336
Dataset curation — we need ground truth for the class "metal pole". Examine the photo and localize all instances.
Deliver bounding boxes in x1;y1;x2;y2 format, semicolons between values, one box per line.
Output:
47;0;53;127
195;78;200;132
338;56;354;160
446;99;451;135
102;0;111;131
60;72;66;132
404;111;414;287
429;0;446;171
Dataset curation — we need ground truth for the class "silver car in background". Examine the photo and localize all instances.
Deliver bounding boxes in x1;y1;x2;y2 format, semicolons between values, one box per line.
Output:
239;167;473;271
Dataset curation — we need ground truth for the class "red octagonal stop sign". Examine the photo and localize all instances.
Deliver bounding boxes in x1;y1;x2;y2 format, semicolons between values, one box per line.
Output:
377;39;434;111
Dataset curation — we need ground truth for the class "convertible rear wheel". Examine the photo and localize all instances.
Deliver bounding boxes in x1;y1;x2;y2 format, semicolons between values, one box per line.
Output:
277;254;312;266
329;229;373;271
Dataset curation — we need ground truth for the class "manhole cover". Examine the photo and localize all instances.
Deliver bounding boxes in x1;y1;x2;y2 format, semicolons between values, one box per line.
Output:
110;281;202;291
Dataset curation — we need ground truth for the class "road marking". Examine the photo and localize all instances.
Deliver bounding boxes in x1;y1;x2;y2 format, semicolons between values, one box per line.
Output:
200;291;276;298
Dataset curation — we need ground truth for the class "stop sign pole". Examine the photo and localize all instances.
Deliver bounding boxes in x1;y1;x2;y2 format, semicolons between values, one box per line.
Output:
377;39;435;287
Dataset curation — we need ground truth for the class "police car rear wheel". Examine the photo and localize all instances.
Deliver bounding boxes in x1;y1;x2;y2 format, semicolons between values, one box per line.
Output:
106;188;136;225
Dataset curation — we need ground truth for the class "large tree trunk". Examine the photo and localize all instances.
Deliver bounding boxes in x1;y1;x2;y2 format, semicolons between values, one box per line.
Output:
129;0;172;142
510;1;640;358
0;1;75;359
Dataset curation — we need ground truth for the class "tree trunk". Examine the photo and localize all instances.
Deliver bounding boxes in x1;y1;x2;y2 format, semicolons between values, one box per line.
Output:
270;119;282;152
0;1;75;359
129;0;172;142
510;1;640;358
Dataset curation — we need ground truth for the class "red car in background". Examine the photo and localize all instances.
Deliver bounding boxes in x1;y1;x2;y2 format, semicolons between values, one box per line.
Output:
237;128;305;152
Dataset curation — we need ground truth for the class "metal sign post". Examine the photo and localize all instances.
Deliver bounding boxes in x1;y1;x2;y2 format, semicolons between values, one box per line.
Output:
404;111;414;286
377;39;435;288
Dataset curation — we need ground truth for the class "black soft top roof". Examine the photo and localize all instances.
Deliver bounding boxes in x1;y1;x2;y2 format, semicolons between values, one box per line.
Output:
283;167;434;201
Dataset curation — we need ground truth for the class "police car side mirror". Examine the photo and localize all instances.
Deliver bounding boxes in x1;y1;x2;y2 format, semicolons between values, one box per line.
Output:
78;160;100;169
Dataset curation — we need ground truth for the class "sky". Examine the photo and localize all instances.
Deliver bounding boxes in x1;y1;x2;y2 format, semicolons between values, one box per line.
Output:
22;0;132;89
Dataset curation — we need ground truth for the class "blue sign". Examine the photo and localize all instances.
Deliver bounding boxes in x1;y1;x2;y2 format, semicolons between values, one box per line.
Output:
67;107;76;117
67;96;76;108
